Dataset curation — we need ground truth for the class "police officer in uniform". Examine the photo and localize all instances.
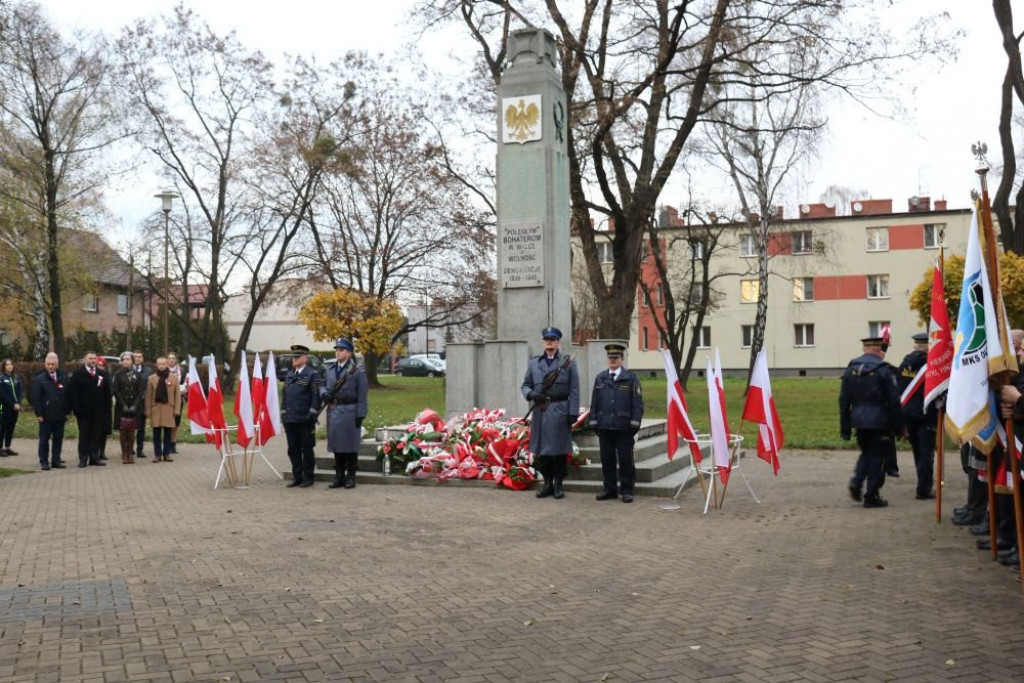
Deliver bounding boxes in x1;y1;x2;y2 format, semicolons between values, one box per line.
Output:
589;343;644;503
323;337;368;489
521;327;579;499
897;332;938;499
839;336;903;508
281;344;321;488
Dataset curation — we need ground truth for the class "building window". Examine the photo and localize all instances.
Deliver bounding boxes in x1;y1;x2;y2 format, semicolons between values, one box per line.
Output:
597;242;613;264
794;324;815;347
642;327;649;350
117;294;129;315
866;227;889;252
924;223;944;249
741;325;754;348
739;234;756;257
83;294;98;312
740;279;760;304
867;274;890;299
659;331;667;349
791;230;813;254
694;326;711;349
689;239;705;259
688;282;702;305
868;320;890;338
793;277;814;302
656;283;664;306
642;288;651;307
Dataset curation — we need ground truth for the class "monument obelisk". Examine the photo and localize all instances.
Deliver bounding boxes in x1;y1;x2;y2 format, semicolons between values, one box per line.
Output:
445;28;573;416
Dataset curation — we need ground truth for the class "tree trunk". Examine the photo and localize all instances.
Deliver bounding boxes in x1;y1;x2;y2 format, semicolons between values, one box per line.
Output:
44;154;65;360
747;219;771;388
364;350;381;388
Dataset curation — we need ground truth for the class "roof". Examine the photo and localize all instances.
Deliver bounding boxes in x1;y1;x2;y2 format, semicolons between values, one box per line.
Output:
63;229;145;288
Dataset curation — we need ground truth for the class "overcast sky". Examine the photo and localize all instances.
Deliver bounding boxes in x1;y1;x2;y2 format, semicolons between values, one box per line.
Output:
35;0;1010;233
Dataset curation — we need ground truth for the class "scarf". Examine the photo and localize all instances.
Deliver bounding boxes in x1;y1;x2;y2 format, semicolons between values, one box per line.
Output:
155;368;170;404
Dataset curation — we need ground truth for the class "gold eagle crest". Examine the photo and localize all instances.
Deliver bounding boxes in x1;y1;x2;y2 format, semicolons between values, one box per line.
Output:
505;98;540;143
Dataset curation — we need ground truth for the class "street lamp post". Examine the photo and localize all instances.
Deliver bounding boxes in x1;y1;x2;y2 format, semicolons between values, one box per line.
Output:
154;190;179;355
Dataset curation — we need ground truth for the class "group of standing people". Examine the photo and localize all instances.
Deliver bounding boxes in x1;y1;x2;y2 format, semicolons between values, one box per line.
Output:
20;350;183;470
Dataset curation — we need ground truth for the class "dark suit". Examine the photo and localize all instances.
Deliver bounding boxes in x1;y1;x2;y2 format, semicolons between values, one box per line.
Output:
69;365;112;466
281;364;321;483
30;369;71;466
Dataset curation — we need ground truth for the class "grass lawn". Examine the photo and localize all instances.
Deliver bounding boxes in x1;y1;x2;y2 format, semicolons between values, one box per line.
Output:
8;375;905;450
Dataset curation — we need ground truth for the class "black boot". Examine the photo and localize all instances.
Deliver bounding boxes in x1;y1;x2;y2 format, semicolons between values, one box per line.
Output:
536;477;554;498
328;454;344;488
553;477;565;499
344;453;357;488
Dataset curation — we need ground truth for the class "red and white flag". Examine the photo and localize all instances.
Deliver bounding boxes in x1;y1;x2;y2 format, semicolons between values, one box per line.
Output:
186;356;211;436
660;349;702;463
899;367;926;408
741;349;784;475
264;351;283;442
924;263;953;411
233;350;255;448
706;349;732;484
251;353;273;446
207;357;227;448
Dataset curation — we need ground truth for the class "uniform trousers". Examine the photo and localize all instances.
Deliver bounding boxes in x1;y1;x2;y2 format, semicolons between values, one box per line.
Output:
906;419;935;496
598;430;636;494
77;418;103;465
284;421;316;483
852;428;890;497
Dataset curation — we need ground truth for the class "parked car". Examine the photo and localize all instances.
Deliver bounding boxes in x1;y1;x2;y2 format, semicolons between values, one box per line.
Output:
409;353;446;372
395;357;445;377
99;355;122;368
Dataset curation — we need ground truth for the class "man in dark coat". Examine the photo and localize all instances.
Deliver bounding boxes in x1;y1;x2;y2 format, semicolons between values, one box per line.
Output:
280;344;321;488
521;327;579;499
589;343;644;503
30;352;70;471
132;350;154;458
897;332;938;499
839;336;903;508
68;351;110;468
322;337;368;489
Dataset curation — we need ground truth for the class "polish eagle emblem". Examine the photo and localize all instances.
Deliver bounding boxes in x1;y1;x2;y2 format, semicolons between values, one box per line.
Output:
504;97;541;143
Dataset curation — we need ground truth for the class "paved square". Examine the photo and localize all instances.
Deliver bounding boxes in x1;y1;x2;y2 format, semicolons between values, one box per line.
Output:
1;439;1023;682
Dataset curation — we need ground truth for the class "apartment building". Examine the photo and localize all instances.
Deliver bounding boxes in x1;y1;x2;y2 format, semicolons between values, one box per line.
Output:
573;197;973;376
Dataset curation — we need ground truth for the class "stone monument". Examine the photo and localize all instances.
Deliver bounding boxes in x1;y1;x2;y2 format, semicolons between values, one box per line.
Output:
446;28;575;417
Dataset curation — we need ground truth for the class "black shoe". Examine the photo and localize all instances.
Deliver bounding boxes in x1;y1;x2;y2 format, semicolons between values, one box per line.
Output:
848;483;862;502
287;479;303;488
915;491;936;500
5;448;17;455
78;462;88;468
344;475;356;489
328;478;344;489
621;493;634;503
536;481;554;498
552;478;564;499
299;480;314;488
863;496;889;508
41;463;50;471
970;524;990;536
51;462;66;469
137;453;147;459
999;551;1020;566
0;451;7;457
997;546;1018;560
952;512;986;526
977;538;1014;551
98;454;108;460
595;490;617;501
886;469;900;477
954;506;968;516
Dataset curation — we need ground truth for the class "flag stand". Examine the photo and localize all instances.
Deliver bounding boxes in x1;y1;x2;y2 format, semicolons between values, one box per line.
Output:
669;435;755;514
213;423;282;490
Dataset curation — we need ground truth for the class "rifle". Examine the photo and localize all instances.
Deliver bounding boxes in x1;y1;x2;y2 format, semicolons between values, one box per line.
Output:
316;361;359;420
523;354;574;424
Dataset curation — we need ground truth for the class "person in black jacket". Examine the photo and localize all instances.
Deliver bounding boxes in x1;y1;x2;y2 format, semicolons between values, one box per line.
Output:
30;352;71;470
68;351;111;468
132;350;154;458
589;343;644;503
112;352;143;464
839;336;904;508
897;332;939;499
281;345;322;488
0;358;23;456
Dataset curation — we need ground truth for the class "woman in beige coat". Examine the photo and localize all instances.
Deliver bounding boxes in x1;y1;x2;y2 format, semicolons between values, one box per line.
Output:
145;356;181;462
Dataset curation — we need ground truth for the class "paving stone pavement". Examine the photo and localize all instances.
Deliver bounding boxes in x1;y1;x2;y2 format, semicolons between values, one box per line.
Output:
1;437;1023;683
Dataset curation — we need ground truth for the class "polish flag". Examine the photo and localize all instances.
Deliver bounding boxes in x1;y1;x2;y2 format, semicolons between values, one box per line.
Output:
706;349;732;485
660;349;702;463
207;357;227;448
251;354;272;445
924;263;953;411
233;350;255;448
264;351;283;443
186;356;211;436
741;349;784;475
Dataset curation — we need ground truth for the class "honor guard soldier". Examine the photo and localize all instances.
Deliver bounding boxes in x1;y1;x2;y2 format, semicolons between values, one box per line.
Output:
323;337;368;490
281;344;322;488
521;327;579;499
839;335;903;508
589;343;644;503
898;332;938;499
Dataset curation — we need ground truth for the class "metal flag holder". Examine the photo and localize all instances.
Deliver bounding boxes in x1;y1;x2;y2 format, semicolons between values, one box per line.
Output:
213;423;283;490
659;434;758;514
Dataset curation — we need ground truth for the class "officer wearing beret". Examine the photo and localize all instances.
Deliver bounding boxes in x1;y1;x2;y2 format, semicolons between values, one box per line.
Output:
323;337;368;490
839;336;903;507
589;343;644;503
281;344;321;488
521;327;579;499
898;332;938;499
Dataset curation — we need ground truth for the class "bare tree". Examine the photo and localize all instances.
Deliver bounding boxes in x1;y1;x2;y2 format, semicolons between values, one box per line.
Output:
992;0;1024;254
0;0;120;359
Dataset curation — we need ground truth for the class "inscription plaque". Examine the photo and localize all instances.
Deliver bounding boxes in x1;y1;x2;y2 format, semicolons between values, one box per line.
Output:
500;222;544;288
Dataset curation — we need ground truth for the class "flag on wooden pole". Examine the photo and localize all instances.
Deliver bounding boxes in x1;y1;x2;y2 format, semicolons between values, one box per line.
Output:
741;348;783;475
660;349;702;463
186;356;211;436
706;349;732;484
233;350;255;448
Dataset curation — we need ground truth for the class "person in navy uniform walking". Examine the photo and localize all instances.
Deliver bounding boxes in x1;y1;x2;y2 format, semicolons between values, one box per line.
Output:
897;332;939;499
30;352;70;470
521;327;579;499
323;337;368;489
589;343;644;503
281;344;321;488
839;336;903;508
